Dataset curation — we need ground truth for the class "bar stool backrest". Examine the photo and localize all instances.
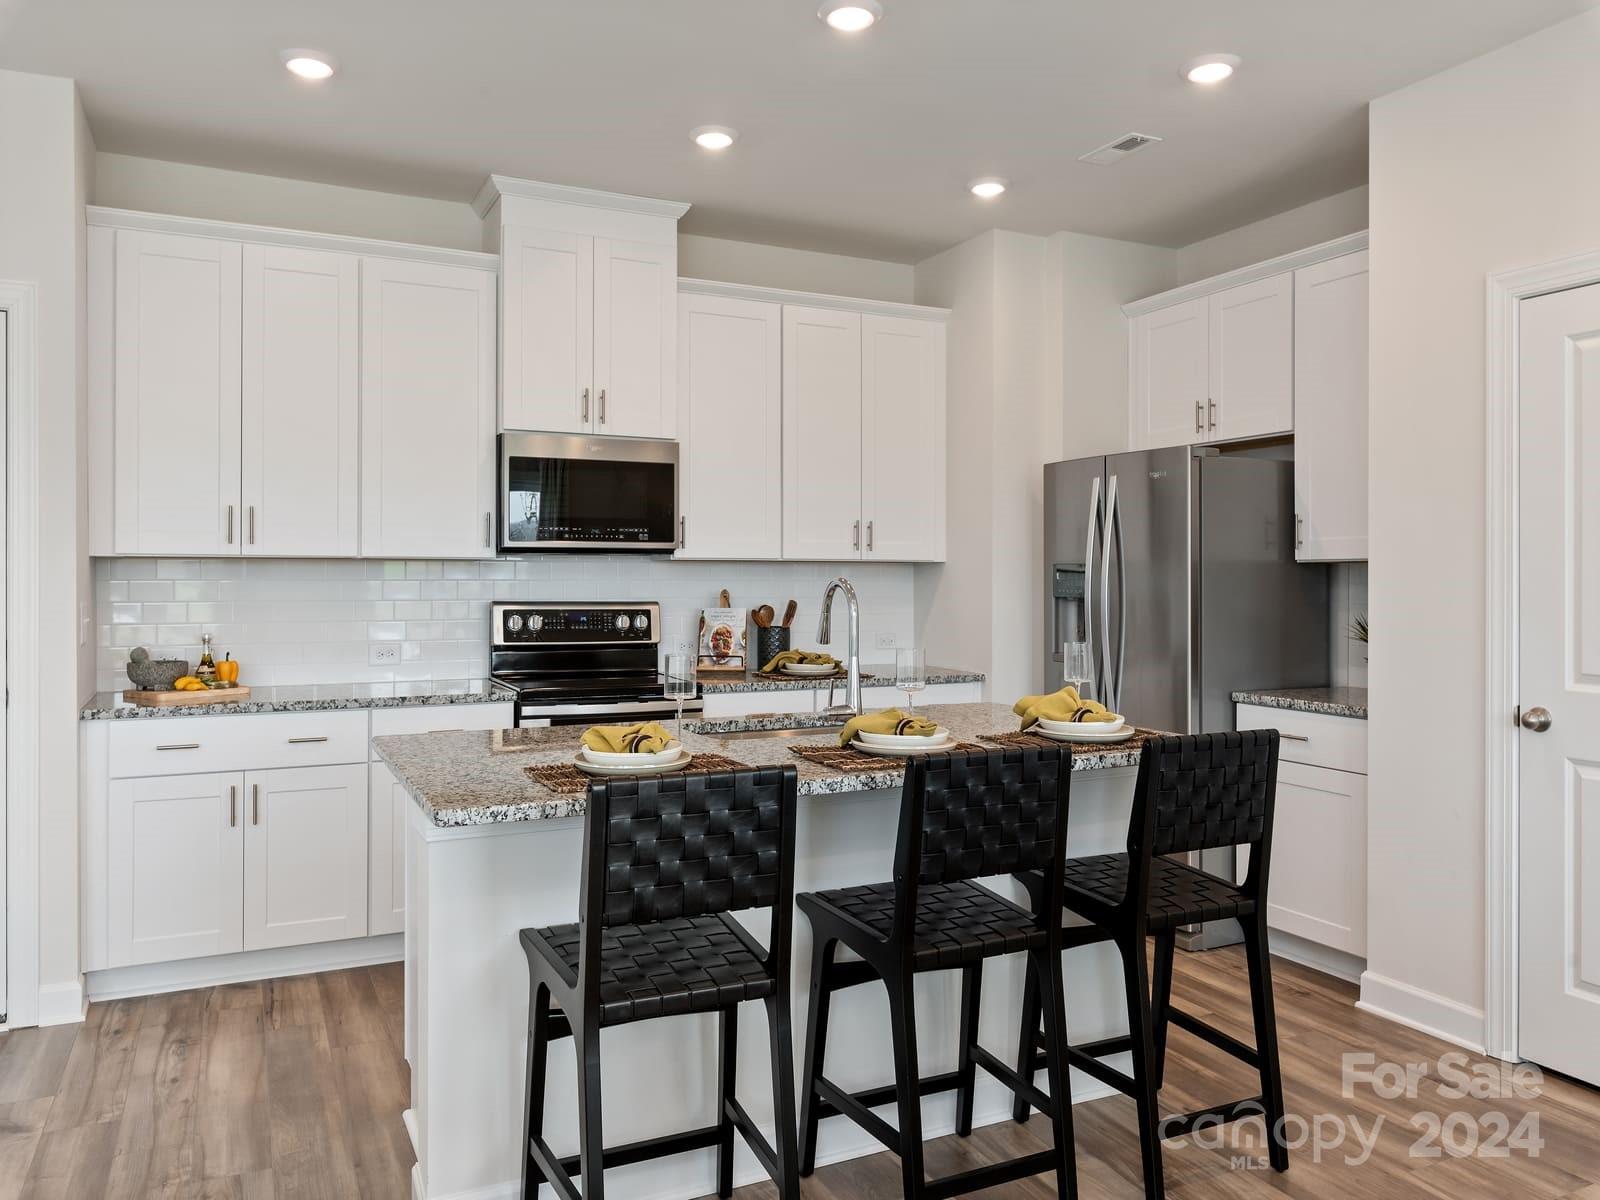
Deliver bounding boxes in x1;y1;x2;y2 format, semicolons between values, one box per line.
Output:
892;748;1072;944
1126;731;1280;909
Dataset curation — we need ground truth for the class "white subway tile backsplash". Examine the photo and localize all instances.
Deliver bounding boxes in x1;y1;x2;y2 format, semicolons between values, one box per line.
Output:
96;555;917;693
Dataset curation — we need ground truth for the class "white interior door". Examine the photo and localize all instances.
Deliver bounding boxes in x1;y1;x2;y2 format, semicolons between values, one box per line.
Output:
0;308;7;1018
241;244;359;556
1518;282;1600;1086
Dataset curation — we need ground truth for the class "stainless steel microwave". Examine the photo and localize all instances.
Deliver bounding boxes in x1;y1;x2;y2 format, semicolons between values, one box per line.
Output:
498;432;679;552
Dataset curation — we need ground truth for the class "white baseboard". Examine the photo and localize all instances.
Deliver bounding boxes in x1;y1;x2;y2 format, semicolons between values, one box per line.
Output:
1265;928;1365;984
1357;970;1485;1053
36;980;88;1027
85;934;402;1003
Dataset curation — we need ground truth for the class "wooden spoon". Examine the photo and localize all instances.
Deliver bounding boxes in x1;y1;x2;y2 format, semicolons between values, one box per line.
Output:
719;589;731;608
781;599;798;628
754;605;775;628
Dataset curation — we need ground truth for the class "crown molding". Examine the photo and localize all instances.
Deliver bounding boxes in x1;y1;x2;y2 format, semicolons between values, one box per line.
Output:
677;276;950;321
1122;230;1369;318
472;175;691;222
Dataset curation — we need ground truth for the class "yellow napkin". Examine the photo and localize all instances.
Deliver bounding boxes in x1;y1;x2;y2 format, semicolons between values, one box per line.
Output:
761;649;842;674
581;721;675;755
1012;686;1119;729
840;708;939;748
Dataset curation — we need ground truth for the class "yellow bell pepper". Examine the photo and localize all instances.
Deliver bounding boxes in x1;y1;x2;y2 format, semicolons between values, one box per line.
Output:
216;653;239;685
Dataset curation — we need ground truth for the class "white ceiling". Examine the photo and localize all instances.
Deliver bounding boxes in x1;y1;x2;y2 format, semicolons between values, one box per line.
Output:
1;0;1590;261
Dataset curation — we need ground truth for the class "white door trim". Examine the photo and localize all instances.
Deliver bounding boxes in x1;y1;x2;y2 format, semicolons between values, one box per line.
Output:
0;281;41;1029
1484;247;1600;1062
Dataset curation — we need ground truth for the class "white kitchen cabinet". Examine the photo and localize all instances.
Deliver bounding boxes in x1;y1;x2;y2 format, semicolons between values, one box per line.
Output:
861;315;946;561
1264;761;1367;956
594;238;677;438
1208;274;1294;442
1130;297;1209;450
243;764;369;951
677;292;784;559
241;244;359;556
500;226;593;434
112;229;242;555
367;760;409;937
107;771;244;967
783;306;864;559
360;257;497;558
1294;251;1369;561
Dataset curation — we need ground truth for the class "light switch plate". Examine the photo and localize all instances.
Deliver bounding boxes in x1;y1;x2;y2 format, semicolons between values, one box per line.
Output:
875;633;896;649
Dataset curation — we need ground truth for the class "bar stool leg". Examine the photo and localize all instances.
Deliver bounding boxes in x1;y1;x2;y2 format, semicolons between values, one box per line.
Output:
716;1007;738;1197
954;964;983;1137
573;1023;606;1199
798;938;837;1176
1150;931;1176;1091
886;977;927;1197
1033;947;1080;1200
764;991;802;1200
522;984;552;1199
1011;959;1041;1123
1241;915;1289;1171
1118;933;1166;1200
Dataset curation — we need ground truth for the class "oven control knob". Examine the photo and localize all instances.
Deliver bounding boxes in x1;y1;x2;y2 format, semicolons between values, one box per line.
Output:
614;614;630;632
506;614;523;633
528;614;543;633
633;613;649;632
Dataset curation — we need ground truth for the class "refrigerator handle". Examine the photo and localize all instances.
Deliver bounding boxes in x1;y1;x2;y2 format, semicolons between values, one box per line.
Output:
1111;481;1127;713
1100;473;1118;710
1075;475;1102;680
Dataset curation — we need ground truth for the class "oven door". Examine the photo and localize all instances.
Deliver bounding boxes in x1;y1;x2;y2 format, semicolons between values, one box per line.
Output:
516;697;705;729
500;431;678;551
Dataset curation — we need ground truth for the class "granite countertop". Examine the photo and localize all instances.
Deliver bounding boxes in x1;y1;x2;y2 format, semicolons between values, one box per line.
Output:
374;702;1146;828
697;664;984;694
1232;686;1367;720
80;678;510;720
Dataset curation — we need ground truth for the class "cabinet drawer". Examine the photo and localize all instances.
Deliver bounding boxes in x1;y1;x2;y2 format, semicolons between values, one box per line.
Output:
1235;704;1366;774
369;702;513;753
109;710;369;778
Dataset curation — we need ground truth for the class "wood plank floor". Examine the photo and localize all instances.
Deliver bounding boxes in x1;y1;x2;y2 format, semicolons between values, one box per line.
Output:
0;951;1595;1198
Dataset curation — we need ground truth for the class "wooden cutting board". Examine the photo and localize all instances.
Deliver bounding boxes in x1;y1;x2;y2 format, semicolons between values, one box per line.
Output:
124;685;252;707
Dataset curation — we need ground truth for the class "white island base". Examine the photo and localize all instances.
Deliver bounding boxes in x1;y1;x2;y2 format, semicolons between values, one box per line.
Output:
402;762;1143;1200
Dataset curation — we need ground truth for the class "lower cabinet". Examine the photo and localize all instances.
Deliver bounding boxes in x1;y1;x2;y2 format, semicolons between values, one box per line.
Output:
244;764;369;951
1262;761;1367;956
367;761;408;937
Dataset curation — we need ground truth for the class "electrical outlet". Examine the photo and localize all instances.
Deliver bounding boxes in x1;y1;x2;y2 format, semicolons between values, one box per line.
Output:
370;644;400;665
875;633;896;649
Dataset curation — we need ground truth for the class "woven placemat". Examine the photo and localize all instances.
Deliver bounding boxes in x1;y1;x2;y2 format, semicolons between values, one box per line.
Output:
979;728;1159;752
789;741;987;773
751;669;877;683
525;753;752;795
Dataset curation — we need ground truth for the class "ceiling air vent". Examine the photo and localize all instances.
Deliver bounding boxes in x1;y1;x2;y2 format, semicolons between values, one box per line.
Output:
1077;132;1163;165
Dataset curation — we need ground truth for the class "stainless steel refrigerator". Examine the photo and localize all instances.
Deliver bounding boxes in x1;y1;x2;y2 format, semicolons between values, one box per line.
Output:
1044;446;1329;947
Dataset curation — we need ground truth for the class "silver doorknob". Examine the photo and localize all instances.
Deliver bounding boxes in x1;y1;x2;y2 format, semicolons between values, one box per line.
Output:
1520;706;1553;732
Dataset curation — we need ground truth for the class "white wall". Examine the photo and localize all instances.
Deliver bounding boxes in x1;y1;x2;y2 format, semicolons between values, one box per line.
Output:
1174;185;1369;286
678;234;913;303
1367;8;1600;1034
0;70;93;1018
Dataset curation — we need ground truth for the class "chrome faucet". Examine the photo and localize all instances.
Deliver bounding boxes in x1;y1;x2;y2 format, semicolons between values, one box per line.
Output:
818;577;862;717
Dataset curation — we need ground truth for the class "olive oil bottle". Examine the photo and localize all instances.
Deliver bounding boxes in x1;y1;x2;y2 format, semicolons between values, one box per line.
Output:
196;633;218;685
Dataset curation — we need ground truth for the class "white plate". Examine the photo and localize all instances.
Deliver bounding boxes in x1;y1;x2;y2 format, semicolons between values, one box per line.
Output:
855;727;952;749
1030;724;1137;744
780;662;841;676
580;741;684;767
572;749;693;777
849;738;956;758
1035;714;1125;734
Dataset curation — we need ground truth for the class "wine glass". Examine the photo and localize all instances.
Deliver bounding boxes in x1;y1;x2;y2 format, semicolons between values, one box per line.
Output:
664;653;696;741
1062;641;1095;700
895;647;927;713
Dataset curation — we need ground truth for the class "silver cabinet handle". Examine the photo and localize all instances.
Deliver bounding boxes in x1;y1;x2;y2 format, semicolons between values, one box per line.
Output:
1207;398;1217;431
1279;732;1310;742
287;736;329;744
852;520;860;550
1195;401;1203;435
248;506;256;545
598;388;607;424
485;512;492;549
252;783;260;825
157;743;200;751
679;516;686;550
581;387;590;422
1295;514;1303;547
1520;706;1552;733
866;520;874;552
229;785;237;828
226;505;234;545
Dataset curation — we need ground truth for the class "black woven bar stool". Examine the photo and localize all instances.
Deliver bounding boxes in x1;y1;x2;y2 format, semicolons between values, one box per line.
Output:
518;766;801;1200
795;746;1080;1200
1012;730;1287;1200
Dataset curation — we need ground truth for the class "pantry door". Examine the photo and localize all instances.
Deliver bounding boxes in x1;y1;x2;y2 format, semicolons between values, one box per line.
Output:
1518;282;1600;1086
0;310;7;1019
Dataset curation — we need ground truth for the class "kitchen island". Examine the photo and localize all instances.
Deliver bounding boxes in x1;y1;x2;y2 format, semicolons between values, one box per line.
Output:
377;703;1149;1200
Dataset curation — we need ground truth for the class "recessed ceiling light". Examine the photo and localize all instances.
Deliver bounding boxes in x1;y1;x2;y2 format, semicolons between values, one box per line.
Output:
818;0;883;32
282;49;337;80
691;125;737;151
969;177;1007;199
1183;54;1240;84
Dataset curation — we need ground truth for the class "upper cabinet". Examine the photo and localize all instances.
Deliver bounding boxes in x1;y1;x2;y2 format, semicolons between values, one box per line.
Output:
1293;250;1369;562
482;178;687;440
1131;297;1209;450
1208;274;1294;442
89;210;499;559
783;305;864;559
860;314;946;562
